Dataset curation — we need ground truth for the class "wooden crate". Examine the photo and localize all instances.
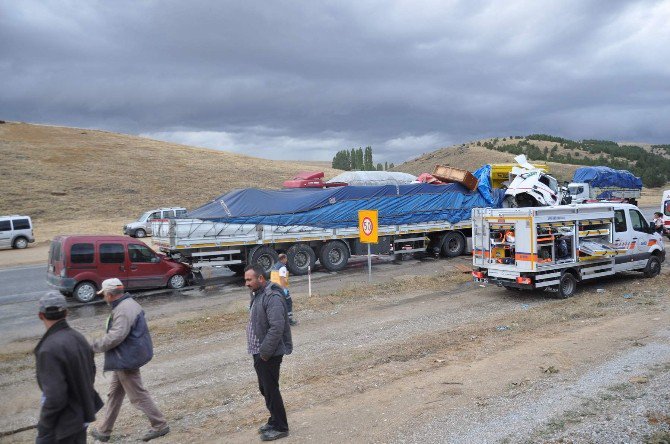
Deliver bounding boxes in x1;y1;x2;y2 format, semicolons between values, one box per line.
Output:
431;165;479;190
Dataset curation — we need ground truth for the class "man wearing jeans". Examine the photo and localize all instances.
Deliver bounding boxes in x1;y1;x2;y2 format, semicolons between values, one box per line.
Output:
89;278;169;442
244;264;293;441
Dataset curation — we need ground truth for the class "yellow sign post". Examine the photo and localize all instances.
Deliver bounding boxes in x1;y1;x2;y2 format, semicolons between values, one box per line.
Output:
358;210;378;281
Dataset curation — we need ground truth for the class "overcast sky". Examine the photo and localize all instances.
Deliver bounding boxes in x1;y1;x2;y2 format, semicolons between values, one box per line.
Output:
2;0;670;163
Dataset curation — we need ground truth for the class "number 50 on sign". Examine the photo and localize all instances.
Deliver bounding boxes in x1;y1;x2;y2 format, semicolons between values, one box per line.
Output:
358;210;378;243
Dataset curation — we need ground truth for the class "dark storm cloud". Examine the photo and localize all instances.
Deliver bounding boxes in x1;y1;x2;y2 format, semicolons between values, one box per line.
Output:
2;0;669;162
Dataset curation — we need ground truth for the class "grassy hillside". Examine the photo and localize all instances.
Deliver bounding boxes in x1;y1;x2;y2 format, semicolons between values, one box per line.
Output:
0;122;341;241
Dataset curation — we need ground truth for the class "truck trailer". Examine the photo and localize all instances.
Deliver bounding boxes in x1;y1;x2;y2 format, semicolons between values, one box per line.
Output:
568;166;642;205
152;167;504;277
472;203;665;297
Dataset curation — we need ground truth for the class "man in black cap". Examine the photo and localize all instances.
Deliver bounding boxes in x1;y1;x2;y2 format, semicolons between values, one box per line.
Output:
34;291;103;444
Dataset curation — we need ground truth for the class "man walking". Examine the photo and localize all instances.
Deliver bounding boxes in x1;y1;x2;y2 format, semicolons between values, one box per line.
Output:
270;253;297;325
34;291;103;444
245;264;293;441
89;278;169;442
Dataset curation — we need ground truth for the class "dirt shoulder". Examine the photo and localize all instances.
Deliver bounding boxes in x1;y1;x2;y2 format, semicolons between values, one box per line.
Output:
1;257;668;443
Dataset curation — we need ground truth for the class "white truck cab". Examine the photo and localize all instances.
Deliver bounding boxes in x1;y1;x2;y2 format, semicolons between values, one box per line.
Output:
472;203;664;298
123;207;187;238
662;189;670;239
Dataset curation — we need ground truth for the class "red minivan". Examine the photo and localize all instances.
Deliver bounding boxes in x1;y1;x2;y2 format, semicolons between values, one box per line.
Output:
47;235;191;303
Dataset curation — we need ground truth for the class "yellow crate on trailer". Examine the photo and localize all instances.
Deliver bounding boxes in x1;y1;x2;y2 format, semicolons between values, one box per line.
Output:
489;163;549;189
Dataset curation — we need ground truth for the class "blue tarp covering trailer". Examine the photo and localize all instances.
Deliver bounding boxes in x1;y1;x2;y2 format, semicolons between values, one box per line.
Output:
188;165;505;229
572;167;642;190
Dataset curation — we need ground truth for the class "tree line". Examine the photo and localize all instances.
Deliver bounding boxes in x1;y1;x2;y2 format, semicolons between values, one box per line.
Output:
331;146;394;171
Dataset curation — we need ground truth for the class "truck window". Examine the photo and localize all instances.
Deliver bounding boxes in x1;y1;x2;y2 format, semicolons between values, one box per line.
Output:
149;212;160;220
100;243;125;263
175;210;187;217
0;220;10;231
49;241;62;262
665;200;670;217
628;209;648;233
12;219;31;230
614;210;627;232
129;244;157;263
71;243;94;264
163;210;176;219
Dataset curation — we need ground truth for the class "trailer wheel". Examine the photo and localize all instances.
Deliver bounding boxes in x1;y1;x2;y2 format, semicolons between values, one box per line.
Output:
250;246;279;278
440;232;465;258
556;272;577;299
286;244;316;276
319;240;349;272
643;255;661;278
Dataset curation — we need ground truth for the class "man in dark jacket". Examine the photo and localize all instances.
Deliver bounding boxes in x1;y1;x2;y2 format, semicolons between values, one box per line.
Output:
34;291;103;444
244;264;293;441
89;278;169;442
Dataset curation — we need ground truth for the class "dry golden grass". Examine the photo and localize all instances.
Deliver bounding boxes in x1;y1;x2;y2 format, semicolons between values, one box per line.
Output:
0;122;342;241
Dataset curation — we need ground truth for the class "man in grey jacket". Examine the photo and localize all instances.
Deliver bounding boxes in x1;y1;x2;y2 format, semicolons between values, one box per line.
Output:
244;264;293;441
89;278;169;442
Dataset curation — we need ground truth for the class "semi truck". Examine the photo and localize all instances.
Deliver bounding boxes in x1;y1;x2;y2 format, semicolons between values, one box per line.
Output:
568;166;642;205
151;167;505;277
472;203;665;298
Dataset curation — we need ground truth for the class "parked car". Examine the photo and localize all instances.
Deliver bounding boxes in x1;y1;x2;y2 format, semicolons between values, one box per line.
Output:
123;207;187;238
0;215;35;249
47;235;191;303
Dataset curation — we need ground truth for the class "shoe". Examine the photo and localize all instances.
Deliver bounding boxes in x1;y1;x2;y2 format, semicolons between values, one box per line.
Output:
258;423;274;434
142;426;170;441
261;429;289;441
90;428;111;442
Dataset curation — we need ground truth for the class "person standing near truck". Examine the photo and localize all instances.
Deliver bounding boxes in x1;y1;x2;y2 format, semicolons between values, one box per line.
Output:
270;254;297;326
34;291;103;444
244;264;293;441
653;212;665;235
89;279;170;442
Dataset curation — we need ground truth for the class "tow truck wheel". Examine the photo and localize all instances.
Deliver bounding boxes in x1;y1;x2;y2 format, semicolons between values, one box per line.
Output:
643;255;661;278
556;272;577;299
286;244;316;276
441;232;465;258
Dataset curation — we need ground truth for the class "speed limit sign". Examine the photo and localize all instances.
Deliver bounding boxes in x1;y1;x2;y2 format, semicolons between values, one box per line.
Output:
358;210;378;243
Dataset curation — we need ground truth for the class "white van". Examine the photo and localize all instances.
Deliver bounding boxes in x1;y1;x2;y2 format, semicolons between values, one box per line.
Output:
123;207;187;238
472;203;665;298
0;215;35;249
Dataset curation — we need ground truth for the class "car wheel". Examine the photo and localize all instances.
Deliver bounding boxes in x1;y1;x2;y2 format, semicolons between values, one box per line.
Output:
168;274;186;289
13;237;28;249
440;232;465;258
135;228;147;238
319;241;349;272
643;255;661;278
556;272;577;299
74;282;97;303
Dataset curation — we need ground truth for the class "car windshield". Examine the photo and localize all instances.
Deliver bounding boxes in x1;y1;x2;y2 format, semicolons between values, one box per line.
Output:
568;185;583;196
137;211;153;222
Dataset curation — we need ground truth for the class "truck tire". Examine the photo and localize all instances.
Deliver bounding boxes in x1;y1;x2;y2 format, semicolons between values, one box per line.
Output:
250;246;279;278
74;281;97;303
228;264;245;276
134;228;147;238
643;255;661;278
319;240;349;272
440;232;465;258
286;243;316;276
556;272;577;299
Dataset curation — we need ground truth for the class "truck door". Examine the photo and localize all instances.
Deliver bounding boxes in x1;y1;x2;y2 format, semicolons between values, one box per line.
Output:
628;208;653;267
97;242;129;286
127;243;165;289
